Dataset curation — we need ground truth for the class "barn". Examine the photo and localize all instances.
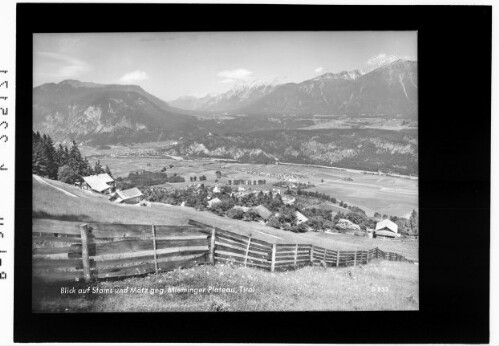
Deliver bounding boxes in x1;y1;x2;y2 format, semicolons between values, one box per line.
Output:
82;173;115;194
115;187;144;204
374;219;399;238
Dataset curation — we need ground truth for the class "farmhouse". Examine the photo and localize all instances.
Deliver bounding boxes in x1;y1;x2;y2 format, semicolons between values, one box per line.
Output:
374;219;399;238
114;187;144;204
82;173;115;194
252;205;273;221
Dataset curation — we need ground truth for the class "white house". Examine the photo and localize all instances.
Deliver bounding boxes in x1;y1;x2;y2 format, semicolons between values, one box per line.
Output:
114;187;144;204
82;173;115;194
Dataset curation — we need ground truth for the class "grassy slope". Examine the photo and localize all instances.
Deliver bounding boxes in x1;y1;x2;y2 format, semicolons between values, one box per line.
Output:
32;176;418;260
33;260;418;312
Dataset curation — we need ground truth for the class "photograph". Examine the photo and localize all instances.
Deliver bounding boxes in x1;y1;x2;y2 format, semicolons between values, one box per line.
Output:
31;31;419;313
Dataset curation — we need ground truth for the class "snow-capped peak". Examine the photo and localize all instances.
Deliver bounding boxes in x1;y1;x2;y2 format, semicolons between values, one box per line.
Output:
361;54;417;74
313;69;362;81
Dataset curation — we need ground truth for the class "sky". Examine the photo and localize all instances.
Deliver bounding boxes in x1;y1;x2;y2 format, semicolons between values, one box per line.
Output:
33;31;417;101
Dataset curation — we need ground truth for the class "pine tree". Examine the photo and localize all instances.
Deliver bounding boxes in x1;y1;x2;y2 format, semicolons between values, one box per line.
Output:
32;132;48;176
105;165;113;178
42;134;58;179
83;157;94;176
68;141;82;174
56;144;68;167
94;160;103;174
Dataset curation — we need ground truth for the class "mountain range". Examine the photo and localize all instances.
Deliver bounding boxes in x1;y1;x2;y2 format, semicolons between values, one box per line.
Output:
170;59;417;117
33;59;417;145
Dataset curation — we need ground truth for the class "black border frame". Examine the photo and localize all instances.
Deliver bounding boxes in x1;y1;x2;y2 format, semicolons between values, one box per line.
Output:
15;4;491;343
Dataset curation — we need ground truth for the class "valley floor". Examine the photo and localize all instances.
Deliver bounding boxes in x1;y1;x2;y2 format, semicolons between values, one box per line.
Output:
80;155;418;218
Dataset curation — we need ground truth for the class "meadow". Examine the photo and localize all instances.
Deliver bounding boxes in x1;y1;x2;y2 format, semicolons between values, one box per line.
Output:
33;259;418;312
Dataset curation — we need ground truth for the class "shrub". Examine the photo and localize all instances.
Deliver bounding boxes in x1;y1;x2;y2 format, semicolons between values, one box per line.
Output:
226;208;244;220
267;216;281;229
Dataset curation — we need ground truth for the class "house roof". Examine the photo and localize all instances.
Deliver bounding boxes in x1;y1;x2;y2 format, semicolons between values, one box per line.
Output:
116;187;143;200
252;205;272;220
82;173;114;192
295;211;309;223
375;219;398;233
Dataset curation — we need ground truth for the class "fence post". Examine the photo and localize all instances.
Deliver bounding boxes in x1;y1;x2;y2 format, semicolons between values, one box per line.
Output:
210;227;216;265
80;224;92;283
310;246;314;265
353;251;357;266
336;250;340;267
271;244;276;272
323;248;327;263
244;236;252;267
151;225;159;274
294;244;298;267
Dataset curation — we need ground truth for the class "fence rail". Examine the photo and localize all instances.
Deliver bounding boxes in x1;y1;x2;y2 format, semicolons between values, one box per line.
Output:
32;219;210;282
32;218;415;283
188;220;415;271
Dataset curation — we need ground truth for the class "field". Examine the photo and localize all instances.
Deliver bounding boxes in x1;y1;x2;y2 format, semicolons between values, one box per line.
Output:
299;116;418;131
33;260;418;312
84;154;418;218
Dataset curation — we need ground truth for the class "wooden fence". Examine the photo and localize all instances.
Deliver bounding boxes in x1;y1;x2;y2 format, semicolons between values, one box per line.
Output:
188;220;415;271
32;218;414;283
32;219;210;282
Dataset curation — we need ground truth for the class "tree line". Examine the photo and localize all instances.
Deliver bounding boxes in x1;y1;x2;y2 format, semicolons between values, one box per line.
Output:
32;131;112;184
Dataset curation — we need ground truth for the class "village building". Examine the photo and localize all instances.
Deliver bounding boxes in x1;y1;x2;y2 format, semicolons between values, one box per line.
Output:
282;195;296;205
112;187;144;204
295;211;309;224
374;219;399;238
251;205;273;221
82;173;115;194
